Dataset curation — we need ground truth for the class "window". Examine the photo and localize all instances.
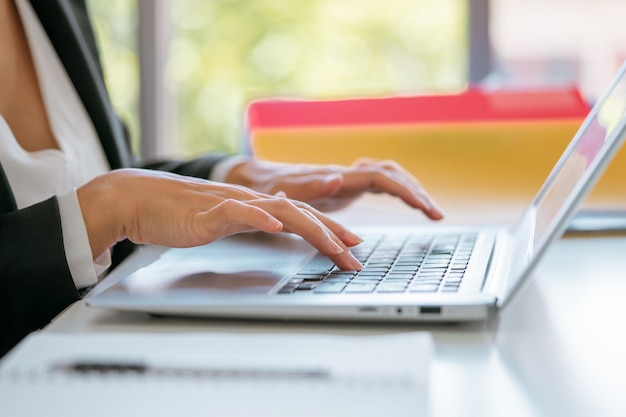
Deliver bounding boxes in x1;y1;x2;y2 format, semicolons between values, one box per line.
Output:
490;0;626;101
87;0;140;153
167;0;467;156
86;0;626;160
87;0;467;158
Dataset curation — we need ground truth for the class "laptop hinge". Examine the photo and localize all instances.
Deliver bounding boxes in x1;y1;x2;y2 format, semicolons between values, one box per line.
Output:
482;230;514;305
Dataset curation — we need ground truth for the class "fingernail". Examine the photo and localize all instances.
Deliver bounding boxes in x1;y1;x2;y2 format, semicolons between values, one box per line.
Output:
325;173;342;182
429;201;445;218
344;229;364;245
418;196;433;211
329;239;345;255
418;196;446;219
267;217;283;231
349;254;363;270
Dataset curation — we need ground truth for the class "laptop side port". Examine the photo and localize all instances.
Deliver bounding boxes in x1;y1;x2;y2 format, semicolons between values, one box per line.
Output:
420;306;442;314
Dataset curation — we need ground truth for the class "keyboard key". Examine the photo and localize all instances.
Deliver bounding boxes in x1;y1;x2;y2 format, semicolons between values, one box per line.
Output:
377;283;408;293
326;272;356;279
415;271;445;278
324;277;353;284
360;267;389;273
344;283;378;293
390;265;418;272
279;232;475;295
296;283;318;291
352;275;383;282
385;273;414;280
314;283;347;293
278;285;297;294
408;284;439;292
294;274;327;282
401;258;425;266
413;278;441;285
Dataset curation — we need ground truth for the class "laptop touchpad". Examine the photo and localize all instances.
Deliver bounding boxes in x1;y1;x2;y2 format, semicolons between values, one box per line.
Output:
159;271;283;294
102;234;314;297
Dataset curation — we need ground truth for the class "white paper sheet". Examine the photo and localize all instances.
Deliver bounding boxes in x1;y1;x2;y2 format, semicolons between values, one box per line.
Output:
0;331;432;417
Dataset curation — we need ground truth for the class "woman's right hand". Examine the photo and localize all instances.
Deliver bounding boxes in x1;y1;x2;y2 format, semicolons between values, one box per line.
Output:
76;168;363;270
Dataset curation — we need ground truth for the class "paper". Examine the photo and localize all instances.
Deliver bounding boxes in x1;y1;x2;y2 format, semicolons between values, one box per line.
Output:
0;331;431;417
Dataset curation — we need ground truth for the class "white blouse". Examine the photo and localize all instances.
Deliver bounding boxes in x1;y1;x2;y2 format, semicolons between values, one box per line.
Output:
0;0;111;288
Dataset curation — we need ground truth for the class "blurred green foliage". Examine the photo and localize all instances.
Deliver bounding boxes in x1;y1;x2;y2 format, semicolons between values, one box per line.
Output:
87;0;467;158
86;0;140;153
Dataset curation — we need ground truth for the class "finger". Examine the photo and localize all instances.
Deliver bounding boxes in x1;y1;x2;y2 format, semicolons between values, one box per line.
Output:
343;165;445;220
353;159;425;191
352;157;378;167
253;198;363;270
285;201;365;271
268;173;344;202
216;183;275;201
355;159;424;191
299;207;360;252
377;161;441;210
294;201;363;248
197;199;284;240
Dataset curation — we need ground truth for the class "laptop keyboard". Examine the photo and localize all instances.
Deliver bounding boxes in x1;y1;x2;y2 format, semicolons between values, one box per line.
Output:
277;232;477;295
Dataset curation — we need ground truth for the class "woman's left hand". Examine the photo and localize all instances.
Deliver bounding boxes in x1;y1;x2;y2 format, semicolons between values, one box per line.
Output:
226;158;445;219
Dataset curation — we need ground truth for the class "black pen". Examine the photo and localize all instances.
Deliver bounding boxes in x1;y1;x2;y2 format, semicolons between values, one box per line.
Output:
54;361;332;380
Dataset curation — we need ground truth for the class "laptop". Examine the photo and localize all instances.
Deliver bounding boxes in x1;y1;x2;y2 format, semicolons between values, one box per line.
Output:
87;61;626;322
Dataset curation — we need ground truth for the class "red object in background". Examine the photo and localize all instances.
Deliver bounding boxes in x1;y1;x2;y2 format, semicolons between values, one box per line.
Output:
247;87;590;130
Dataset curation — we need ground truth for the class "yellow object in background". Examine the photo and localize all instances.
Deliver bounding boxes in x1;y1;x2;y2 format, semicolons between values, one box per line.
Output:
247;90;626;209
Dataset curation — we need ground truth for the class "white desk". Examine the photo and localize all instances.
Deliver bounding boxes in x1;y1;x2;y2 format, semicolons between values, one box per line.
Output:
45;195;626;417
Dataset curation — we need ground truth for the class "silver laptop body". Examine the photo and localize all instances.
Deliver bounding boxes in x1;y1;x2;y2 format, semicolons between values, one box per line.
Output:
88;61;626;322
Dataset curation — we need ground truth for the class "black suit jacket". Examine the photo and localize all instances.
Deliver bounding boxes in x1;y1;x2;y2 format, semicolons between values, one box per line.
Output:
0;0;229;356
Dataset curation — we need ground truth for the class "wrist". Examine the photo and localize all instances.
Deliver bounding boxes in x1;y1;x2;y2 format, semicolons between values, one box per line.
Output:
211;155;251;183
76;171;128;260
225;159;257;188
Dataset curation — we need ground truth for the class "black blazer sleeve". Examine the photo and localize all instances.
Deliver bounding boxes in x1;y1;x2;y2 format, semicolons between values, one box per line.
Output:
0;0;233;356
0;195;79;357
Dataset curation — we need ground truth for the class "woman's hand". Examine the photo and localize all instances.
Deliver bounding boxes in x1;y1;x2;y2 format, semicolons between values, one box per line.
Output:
77;169;363;270
226;158;445;217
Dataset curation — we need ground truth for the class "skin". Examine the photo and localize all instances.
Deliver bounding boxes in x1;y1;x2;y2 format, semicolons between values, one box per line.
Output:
77;168;369;270
1;0;444;272
0;0;58;152
226;158;445;215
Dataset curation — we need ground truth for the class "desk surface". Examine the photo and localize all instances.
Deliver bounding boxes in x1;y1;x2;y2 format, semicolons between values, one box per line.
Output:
46;195;626;417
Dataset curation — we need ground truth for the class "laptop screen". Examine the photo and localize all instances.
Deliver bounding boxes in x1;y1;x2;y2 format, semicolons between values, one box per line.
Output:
530;63;626;254
498;62;626;307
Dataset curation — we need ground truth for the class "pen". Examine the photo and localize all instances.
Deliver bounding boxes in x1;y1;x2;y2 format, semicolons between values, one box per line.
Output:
54;361;332;380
